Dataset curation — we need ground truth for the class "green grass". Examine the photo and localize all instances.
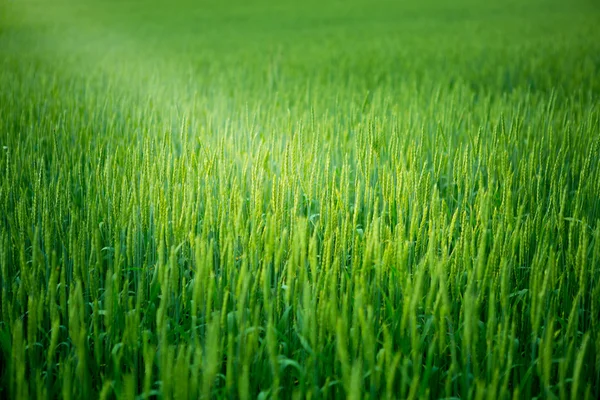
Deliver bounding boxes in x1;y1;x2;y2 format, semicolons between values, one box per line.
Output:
1;0;599;398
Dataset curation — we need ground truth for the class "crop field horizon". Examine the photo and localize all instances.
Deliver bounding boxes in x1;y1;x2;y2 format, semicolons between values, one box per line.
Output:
1;0;600;398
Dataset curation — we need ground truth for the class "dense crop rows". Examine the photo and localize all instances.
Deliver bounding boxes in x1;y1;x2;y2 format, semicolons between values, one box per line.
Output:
1;0;599;398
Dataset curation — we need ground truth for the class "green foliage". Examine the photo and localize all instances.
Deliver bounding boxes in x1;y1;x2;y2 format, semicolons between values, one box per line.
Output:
1;0;599;398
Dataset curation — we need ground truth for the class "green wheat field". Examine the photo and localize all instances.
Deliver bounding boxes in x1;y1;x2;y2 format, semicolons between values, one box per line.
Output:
1;0;599;398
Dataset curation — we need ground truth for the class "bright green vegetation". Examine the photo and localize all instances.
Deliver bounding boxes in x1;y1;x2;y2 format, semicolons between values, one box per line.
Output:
1;0;600;398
